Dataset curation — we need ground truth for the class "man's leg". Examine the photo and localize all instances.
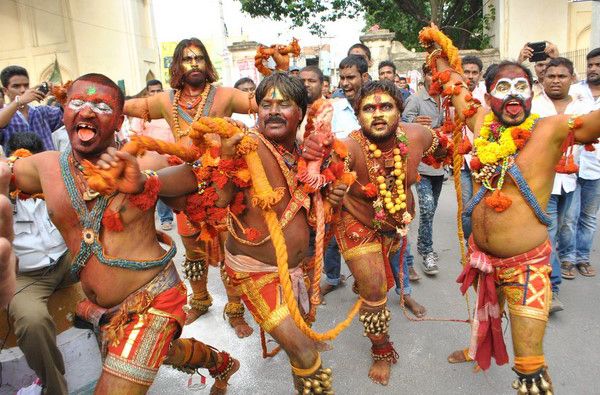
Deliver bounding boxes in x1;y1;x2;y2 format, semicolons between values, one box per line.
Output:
347;250;397;385
321;237;344;297
416;176;439;275
575;178;600;276
391;240;425;318
157;200;174;230
182;234;213;324
9;255;72;395
505;281;553;393
460;167;473;241
546;194;565;313
557;190;577;270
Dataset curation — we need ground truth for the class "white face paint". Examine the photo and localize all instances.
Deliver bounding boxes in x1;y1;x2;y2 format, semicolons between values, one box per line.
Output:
489;77;531;100
68;99;113;115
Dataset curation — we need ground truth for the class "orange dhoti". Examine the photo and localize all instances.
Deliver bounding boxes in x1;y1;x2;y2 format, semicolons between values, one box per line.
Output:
77;262;187;386
457;236;552;371
224;248;309;333
333;210;399;291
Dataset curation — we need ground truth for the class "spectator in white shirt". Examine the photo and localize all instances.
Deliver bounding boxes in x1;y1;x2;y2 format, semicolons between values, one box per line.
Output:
5;131;73;394
531;57;592;312
565;47;600;278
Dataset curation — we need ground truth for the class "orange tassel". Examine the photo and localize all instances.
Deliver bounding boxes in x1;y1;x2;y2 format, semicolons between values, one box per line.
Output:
102;209;124;232
485;190;512;212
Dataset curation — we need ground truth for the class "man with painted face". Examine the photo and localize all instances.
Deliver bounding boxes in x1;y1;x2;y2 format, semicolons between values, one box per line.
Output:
304;80;444;386
124;38;257;334
183;72;344;393
1;73;240;394
425;29;600;393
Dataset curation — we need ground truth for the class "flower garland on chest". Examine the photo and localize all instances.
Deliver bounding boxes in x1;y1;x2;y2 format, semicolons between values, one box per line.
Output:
470;112;538;211
351;130;413;235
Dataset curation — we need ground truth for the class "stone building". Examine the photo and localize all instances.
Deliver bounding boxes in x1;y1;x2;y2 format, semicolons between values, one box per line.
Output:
0;0;160;94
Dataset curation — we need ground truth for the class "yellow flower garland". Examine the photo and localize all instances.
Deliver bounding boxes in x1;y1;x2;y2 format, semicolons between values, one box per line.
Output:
474;112;539;165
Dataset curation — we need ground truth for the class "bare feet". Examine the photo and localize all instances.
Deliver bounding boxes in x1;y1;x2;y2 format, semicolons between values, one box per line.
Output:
403;295;426;318
368;360;392;385
447;348;472;364
408;266;421;282
228;317;253;338
209;358;240;395
185;306;209;325
185;295;213;325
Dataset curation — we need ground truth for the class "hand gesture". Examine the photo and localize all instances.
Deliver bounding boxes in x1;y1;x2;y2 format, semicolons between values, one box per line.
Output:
18;88;46;105
325;183;347;206
302;132;332;161
545;42;559;58
95;147;145;194
518;44;534;63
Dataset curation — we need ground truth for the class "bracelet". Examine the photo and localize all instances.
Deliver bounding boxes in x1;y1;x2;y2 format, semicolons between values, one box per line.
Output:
422;128;440;157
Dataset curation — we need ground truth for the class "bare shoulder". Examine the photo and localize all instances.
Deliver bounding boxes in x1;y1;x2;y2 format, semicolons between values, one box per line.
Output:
401;122;430;151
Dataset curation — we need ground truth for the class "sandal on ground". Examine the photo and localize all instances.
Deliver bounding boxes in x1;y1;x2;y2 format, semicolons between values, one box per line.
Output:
576;262;596;277
560;262;576;280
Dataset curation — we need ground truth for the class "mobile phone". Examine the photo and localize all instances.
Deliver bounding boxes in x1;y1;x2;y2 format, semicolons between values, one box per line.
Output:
528;42;548;62
38;82;49;95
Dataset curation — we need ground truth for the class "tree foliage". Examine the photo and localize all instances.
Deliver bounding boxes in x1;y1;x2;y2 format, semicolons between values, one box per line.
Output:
237;0;495;50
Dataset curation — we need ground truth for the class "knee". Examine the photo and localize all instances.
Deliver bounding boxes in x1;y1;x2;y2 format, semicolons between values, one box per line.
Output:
13;308;54;343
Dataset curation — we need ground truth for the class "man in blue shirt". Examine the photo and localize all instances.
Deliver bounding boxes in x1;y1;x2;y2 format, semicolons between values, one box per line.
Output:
0;65;62;152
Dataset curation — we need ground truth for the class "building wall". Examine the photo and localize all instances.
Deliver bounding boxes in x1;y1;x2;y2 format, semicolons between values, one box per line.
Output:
489;0;592;59
0;0;159;94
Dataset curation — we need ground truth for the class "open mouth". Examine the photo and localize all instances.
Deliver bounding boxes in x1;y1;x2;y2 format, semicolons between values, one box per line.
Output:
372;120;387;130
504;99;523;116
76;122;97;142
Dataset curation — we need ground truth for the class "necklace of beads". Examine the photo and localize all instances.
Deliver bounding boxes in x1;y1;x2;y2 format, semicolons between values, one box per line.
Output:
171;84;211;140
267;138;301;171
351;129;413;233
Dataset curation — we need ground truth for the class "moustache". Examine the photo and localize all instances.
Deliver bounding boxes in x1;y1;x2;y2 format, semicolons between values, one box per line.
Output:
265;116;286;125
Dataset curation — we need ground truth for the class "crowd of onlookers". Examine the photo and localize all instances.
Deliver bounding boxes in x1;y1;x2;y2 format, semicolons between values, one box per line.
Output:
0;39;599;393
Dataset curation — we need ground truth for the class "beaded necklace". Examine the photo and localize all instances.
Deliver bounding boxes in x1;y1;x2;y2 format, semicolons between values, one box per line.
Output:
265;137;301;171
350;129;413;234
171;84;211;140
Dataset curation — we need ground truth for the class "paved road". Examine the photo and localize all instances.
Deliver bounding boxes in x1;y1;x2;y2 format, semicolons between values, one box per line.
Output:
150;179;600;394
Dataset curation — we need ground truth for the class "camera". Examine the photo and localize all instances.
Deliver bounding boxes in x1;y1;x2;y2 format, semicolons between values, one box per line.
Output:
38;82;49;95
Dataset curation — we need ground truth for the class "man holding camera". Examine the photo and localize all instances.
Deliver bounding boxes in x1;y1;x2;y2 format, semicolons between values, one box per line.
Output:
0;65;61;153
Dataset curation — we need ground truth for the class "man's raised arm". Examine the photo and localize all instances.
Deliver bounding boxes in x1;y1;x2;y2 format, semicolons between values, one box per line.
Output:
123;91;168;120
0;165;16;307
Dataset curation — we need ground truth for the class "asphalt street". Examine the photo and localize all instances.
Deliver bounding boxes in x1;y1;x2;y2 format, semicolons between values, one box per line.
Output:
149;179;599;394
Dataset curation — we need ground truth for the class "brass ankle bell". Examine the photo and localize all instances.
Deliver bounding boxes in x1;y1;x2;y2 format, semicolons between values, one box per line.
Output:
530;380;540;395
540;376;551;391
512;379;521;390
517;380;528;395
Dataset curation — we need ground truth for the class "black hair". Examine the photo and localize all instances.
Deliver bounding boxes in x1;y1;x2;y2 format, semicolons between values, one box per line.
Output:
169;38;218;89
71;73;125;110
255;72;308;119
378;61;396;73
339;55;369;75
586;47;600;60
323;75;331;84
484;61;534;93
354;80;404;113
398;75;407;82
146;79;163;89
462;55;483;72
300;66;324;83
7;132;44;155
546;57;574;76
1;65;29;88
347;43;372;60
483;63;499;81
422;63;431;75
233;77;255;89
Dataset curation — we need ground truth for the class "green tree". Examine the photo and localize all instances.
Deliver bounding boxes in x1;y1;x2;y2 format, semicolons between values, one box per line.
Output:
237;0;495;50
